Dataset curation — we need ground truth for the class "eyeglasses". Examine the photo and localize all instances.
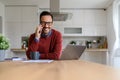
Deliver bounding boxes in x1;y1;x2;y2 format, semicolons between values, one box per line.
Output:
40;21;53;26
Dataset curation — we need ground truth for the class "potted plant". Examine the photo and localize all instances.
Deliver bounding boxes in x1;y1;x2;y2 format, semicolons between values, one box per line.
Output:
69;41;76;45
0;34;10;61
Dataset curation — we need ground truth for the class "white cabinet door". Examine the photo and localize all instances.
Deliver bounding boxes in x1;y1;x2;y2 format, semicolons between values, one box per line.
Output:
21;22;37;36
5;7;21;22
5;6;38;48
5;6;38;22
21;7;38;22
84;10;95;26
5;22;22;48
84;10;107;36
56;9;107;36
21;6;38;36
80;51;107;65
72;10;84;26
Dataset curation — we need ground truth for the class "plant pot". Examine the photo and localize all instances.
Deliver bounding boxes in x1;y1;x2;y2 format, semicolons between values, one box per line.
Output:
0;50;5;61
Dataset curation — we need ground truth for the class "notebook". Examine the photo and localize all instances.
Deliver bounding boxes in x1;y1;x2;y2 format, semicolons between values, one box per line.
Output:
60;45;86;60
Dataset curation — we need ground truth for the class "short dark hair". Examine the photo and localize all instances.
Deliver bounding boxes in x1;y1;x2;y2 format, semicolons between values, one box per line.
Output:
40;11;53;23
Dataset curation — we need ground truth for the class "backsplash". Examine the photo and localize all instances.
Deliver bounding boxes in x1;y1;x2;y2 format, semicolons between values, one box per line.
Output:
62;36;107;49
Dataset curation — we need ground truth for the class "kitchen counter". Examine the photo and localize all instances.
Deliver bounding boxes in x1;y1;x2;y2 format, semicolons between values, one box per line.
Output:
11;48;27;53
85;48;108;52
11;48;108;53
11;48;108;64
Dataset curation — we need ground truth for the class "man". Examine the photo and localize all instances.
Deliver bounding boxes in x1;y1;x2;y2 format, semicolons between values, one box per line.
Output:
26;11;62;60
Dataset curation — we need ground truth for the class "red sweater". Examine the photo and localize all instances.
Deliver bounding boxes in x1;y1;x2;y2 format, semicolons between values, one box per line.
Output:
26;29;62;60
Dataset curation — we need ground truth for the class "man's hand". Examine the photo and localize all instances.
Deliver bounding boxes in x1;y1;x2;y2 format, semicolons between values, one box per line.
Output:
35;25;43;39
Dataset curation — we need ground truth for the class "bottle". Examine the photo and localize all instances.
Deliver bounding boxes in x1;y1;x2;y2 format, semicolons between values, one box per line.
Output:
86;41;92;48
103;38;108;48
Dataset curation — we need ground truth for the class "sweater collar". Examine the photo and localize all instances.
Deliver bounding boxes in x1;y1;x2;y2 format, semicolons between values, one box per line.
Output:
41;29;52;38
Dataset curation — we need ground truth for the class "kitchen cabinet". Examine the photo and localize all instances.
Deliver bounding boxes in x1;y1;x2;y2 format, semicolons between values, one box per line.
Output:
62;35;108;65
5;7;21;22
21;7;38;22
5;6;38;22
54;9;107;36
80;48;108;65
5;6;38;48
11;48;108;65
5;6;38;58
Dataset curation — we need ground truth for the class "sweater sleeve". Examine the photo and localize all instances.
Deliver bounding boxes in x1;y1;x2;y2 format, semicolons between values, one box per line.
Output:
40;32;62;60
26;34;40;59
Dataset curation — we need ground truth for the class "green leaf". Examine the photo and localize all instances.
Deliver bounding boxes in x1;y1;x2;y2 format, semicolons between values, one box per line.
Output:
0;33;10;50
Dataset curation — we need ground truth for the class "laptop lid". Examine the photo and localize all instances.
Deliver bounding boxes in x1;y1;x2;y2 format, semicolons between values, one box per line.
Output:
60;45;86;60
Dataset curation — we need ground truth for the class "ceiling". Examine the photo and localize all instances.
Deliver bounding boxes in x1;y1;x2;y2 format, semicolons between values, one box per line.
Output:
0;0;114;8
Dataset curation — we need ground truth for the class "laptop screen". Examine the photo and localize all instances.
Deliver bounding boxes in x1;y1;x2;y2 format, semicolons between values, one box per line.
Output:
60;45;86;60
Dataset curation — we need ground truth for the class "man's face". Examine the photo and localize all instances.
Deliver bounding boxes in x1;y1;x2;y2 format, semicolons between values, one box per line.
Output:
40;15;53;34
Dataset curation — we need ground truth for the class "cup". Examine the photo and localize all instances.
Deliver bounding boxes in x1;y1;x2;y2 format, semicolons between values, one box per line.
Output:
30;51;40;60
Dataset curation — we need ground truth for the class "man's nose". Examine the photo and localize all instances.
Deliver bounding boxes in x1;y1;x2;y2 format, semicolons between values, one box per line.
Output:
44;23;49;27
43;23;50;28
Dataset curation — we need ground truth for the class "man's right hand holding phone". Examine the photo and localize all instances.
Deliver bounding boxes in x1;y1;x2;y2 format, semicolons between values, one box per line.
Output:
35;25;43;39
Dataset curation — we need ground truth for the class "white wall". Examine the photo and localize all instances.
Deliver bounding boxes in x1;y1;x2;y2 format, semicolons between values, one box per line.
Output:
106;5;115;66
0;2;5;34
107;5;115;52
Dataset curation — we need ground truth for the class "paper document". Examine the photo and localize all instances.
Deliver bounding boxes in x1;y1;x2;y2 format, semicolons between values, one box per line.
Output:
23;60;54;63
12;57;26;61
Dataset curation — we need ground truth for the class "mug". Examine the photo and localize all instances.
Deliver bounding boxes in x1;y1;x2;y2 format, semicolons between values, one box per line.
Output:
30;51;40;60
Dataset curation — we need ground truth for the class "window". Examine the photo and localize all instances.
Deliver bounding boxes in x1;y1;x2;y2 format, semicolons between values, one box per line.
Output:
112;0;120;68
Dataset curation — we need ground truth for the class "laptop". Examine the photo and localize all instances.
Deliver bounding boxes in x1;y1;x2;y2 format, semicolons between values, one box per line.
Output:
60;45;86;60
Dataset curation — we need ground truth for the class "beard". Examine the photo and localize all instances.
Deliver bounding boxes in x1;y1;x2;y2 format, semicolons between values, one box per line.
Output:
42;28;51;35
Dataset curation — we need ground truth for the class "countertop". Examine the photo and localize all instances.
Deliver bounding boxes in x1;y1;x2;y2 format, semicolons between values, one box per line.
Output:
11;48;108;53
